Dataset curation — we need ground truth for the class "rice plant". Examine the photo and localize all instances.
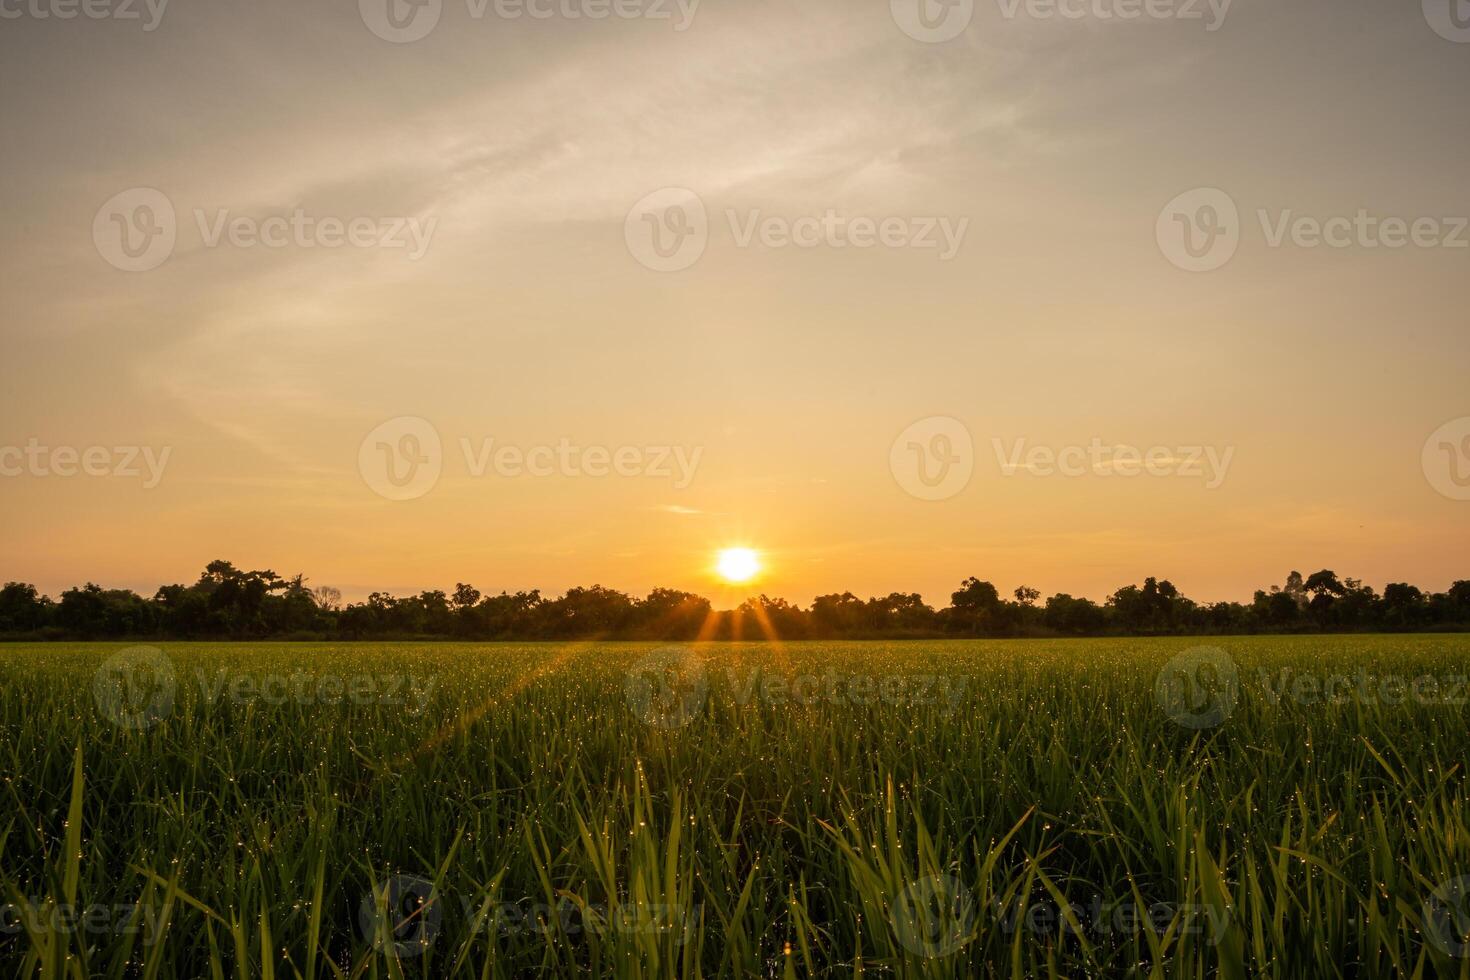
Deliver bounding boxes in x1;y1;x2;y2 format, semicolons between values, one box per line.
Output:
1;637;1468;977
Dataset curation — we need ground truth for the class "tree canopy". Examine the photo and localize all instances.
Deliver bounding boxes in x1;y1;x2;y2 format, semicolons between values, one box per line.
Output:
2;563;1469;641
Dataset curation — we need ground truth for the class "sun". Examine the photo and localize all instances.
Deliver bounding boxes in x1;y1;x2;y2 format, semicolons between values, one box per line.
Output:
716;548;761;584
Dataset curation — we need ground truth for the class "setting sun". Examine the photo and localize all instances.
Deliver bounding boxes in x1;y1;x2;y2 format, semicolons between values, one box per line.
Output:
716;548;761;584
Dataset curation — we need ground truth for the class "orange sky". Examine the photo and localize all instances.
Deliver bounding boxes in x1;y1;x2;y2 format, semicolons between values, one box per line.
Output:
2;0;1468;606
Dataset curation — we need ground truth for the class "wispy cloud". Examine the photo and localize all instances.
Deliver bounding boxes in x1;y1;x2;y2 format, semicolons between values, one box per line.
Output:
652;504;703;516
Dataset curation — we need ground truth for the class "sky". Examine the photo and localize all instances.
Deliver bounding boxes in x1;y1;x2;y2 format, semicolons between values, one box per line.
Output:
1;0;1468;608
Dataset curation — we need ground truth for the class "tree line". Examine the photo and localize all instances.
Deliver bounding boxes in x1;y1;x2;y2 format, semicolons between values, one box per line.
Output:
1;560;1468;641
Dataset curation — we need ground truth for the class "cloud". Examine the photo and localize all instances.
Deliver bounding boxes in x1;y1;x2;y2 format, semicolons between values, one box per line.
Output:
652;504;702;516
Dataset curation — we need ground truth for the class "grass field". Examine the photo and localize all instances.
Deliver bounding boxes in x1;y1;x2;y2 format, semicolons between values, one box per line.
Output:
2;637;1469;978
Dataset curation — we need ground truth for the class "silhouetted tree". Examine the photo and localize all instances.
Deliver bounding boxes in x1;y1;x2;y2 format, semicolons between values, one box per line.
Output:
811;593;868;634
637;588;711;639
1044;593;1106;634
949;578;1001;634
0;582;50;633
7;558;1470;641
313;586;342;612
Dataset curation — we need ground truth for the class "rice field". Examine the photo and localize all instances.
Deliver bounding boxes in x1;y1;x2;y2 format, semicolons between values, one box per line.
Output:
2;637;1469;978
